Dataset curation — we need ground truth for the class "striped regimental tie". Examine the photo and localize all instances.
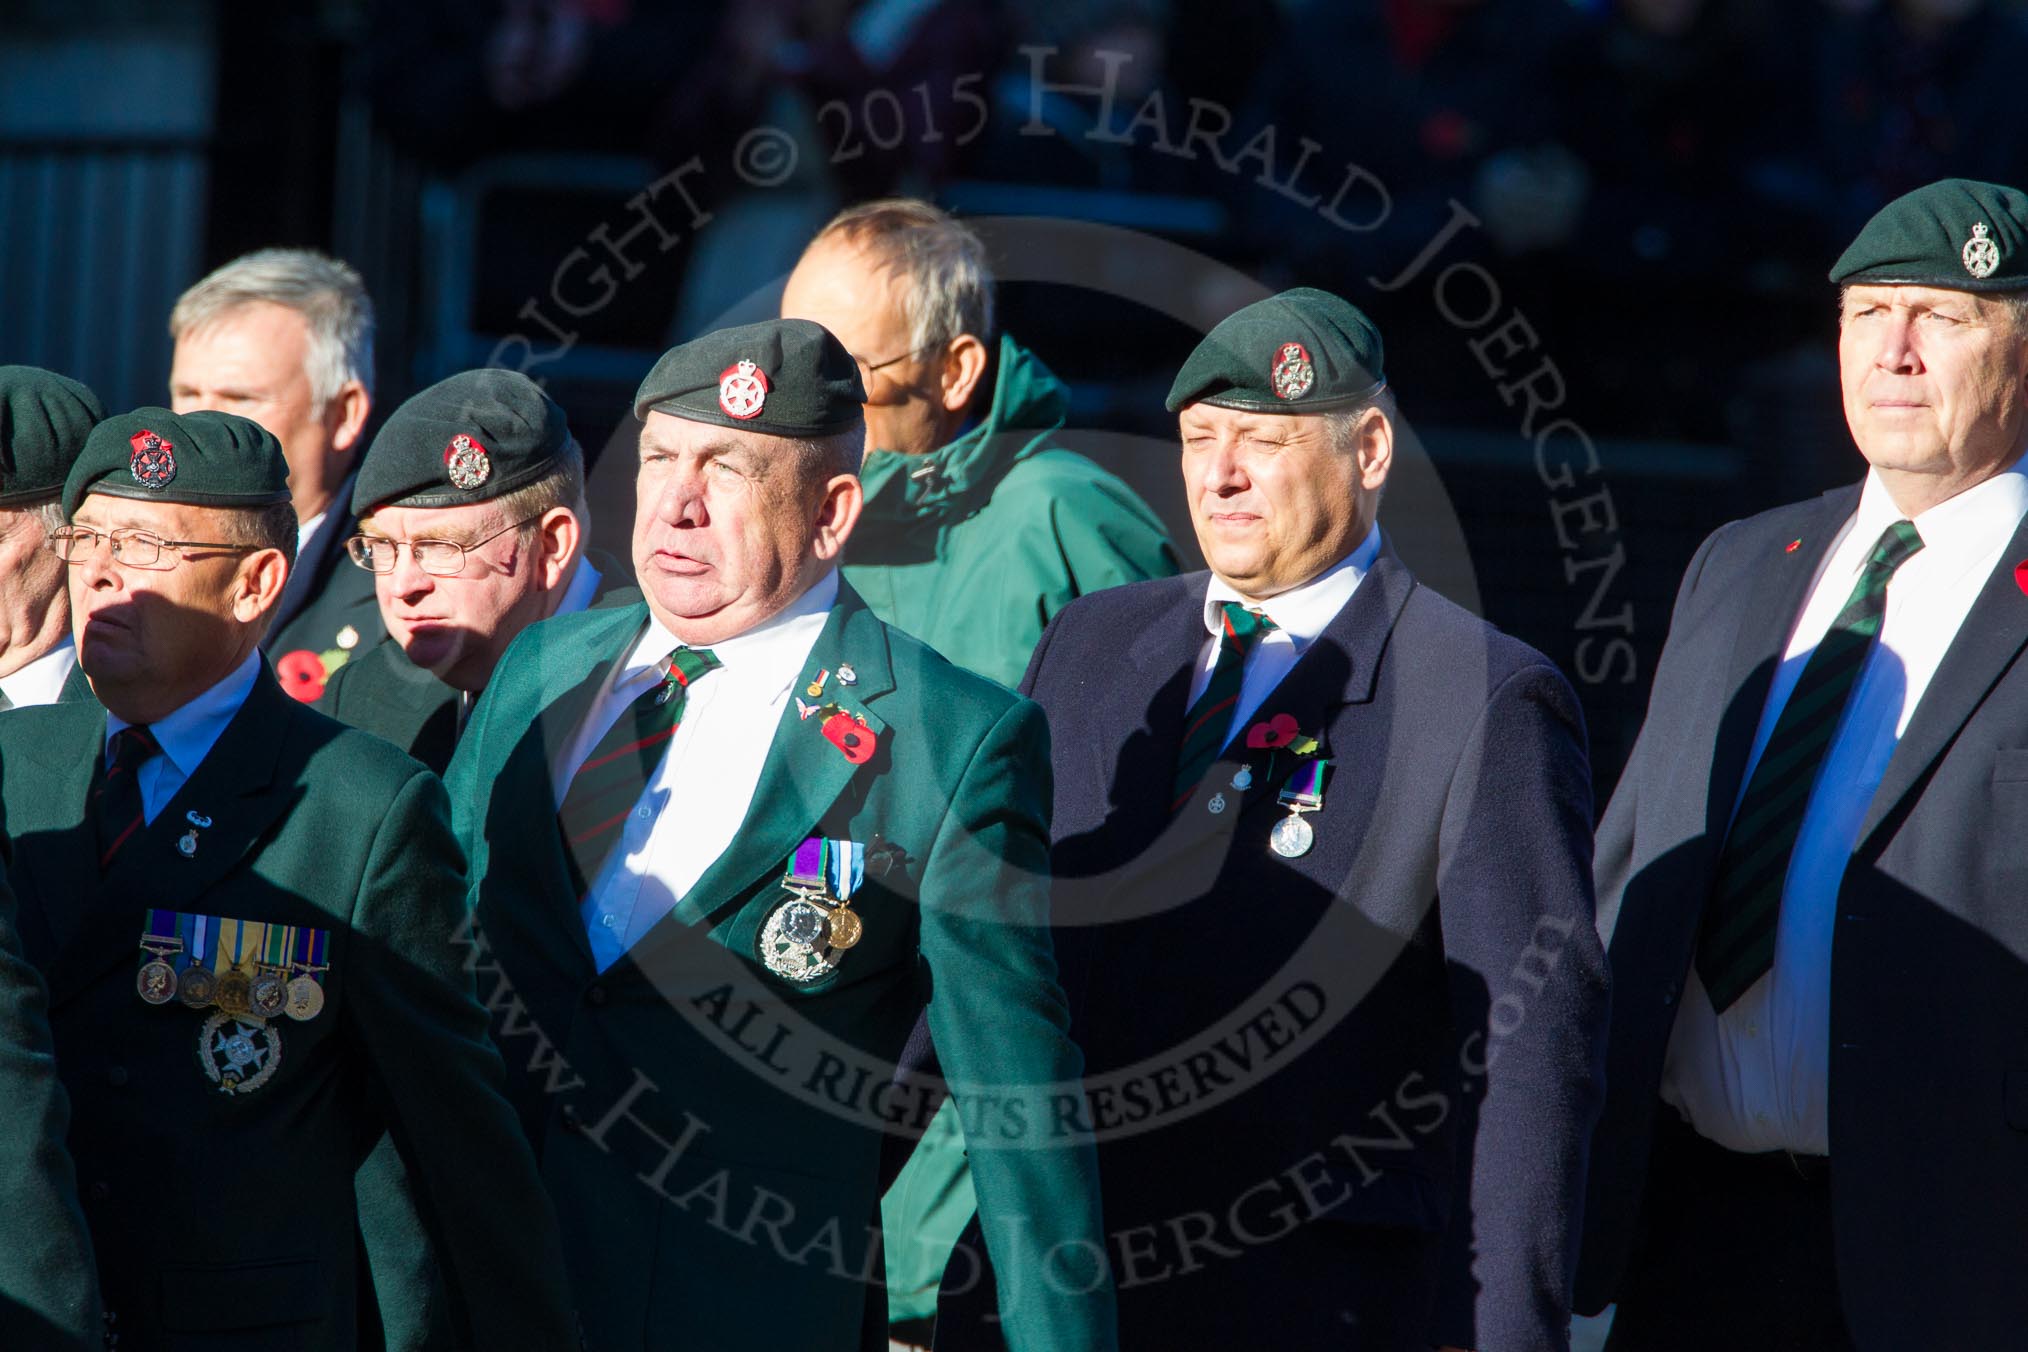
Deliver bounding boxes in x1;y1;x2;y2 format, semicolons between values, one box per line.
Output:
1696;519;1924;1011
556;646;720;896
95;724;160;872
1171;601;1278;811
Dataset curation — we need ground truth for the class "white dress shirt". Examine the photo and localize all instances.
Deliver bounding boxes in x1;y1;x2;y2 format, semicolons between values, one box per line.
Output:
1663;454;2028;1154
0;637;79;710
104;649;263;824
563;571;839;972
1188;524;1382;746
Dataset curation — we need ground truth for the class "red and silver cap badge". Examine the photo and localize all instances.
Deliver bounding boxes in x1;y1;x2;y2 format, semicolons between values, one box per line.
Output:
1271;342;1316;401
444;434;493;490
129;429;177;489
718;359;770;420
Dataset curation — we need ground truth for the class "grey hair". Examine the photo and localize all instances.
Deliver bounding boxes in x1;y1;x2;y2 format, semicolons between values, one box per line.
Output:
170;248;376;407
798;423;865;482
814;199;994;352
32;497;66;535
490;442;590;533
1325;385;1399;452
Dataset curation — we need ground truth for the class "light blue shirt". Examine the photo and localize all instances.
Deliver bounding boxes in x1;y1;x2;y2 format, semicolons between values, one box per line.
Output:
105;650;263;824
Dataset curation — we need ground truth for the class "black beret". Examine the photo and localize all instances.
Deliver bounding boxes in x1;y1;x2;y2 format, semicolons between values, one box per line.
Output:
1830;178;2028;292
64;407;289;520
634;319;866;437
0;366;104;507
1166;287;1386;414
354;369;575;514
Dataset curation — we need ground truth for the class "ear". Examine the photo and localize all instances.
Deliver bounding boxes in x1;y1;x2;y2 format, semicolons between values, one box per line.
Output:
1352;407;1393;492
535;506;582;590
937;334;990;415
325;380;373;456
811;473;864;564
233;547;291;624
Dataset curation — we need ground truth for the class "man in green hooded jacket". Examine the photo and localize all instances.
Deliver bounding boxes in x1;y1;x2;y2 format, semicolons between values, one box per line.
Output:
783;199;1176;1337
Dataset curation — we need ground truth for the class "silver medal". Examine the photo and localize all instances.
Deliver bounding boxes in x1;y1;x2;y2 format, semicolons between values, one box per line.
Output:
1270;813;1315;858
758;895;837;984
1231;767;1253;790
1207;792;1227;815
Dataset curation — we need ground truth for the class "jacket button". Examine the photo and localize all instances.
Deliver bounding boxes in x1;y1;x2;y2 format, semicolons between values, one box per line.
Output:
559;1104;583;1135
587;985;609;1007
106;1066;129;1088
88;1181;112;1203
1661;984;1678;1006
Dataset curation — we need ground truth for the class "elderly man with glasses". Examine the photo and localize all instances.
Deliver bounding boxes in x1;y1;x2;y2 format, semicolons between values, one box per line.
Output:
0;406;578;1350
316;369;635;772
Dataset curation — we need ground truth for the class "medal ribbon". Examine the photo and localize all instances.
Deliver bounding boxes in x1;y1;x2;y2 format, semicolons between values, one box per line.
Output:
787;837;828;890
828;840;864;903
140;907;179;950
1278;758;1332;808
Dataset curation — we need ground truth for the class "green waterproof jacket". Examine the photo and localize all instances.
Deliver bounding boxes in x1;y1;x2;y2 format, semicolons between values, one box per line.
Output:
843;335;1179;690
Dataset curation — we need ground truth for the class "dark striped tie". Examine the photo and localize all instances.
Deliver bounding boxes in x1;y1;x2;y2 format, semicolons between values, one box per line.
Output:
95;725;160;872
1696;519;1924;1011
557;646;719;897
1171;601;1278;810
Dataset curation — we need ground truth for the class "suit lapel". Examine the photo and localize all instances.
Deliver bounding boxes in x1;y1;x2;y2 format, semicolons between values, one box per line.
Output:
634;593;891;963
1707;489;1860;840
45;671;297;1010
1859;513;2028;845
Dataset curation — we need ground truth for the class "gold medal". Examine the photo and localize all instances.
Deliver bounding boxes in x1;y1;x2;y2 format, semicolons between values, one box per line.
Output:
214;970;252;1016
136;959;179;1005
178;965;217;1008
284;975;325;1022
825;905;863;949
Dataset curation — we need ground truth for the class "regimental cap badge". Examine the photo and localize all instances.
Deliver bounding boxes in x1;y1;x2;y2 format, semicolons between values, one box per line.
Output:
128;429;176;489
718;359;770;420
1964;221;2002;280
1271;342;1316;401
443;433;493;490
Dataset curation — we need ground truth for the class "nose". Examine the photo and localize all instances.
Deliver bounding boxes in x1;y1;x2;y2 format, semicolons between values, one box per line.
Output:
1875;312;1921;375
76;533;121;591
388;545;435;601
1199;438;1250;496
654;463;709;527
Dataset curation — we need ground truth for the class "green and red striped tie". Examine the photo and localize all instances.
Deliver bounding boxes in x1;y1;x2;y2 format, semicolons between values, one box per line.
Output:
1696;519;1923;1011
95;724;159;872
557;646;719;896
1171;601;1277;810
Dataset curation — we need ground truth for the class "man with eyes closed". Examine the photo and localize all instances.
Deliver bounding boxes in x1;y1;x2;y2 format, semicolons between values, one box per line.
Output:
1578;178;2028;1349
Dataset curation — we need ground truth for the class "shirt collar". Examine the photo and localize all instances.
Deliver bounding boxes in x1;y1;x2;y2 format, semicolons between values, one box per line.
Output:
105;648;263;777
0;636;77;710
1852;448;2028;577
554;555;602;617
623;568;841;698
1202;524;1381;647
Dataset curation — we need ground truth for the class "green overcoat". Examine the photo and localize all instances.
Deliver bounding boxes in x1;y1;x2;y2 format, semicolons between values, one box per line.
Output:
446;586;1117;1351
844;335;1178;690
0;671;578;1350
0;835;99;1349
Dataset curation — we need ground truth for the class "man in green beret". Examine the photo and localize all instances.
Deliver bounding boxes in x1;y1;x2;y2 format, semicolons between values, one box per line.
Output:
0;841;101;1349
169;248;386;699
318;368;637;773
783;201;1178;1338
953;286;1606;1351
1579;177;2028;1347
0;366;103;712
0;406;579;1349
448;317;1116;1350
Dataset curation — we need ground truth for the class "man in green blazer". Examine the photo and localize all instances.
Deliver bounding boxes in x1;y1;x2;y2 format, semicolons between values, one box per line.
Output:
0;407;578;1350
319;369;637;775
448;318;1115;1350
0;837;100;1349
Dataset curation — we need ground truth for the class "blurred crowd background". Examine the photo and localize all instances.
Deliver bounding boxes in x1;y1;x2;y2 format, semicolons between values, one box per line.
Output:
5;0;2025;797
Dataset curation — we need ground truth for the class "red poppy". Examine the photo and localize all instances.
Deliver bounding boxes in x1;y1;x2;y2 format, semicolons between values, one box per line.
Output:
276;650;328;703
2015;560;2028;596
822;712;876;765
1246;713;1301;750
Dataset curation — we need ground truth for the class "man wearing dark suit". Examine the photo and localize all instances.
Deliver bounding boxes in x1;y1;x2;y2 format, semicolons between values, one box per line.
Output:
970;288;1608;1352
1576;178;2028;1348
0;366;102;714
319;368;637;775
169;248;385;701
447;318;1115;1350
0;406;577;1349
0;839;100;1349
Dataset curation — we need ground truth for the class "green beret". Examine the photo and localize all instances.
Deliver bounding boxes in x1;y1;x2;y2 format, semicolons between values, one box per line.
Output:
1830;178;2028;292
0;366;104;507
354;369;575;514
1166;287;1386;414
64;407;290;520
634;318;865;437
